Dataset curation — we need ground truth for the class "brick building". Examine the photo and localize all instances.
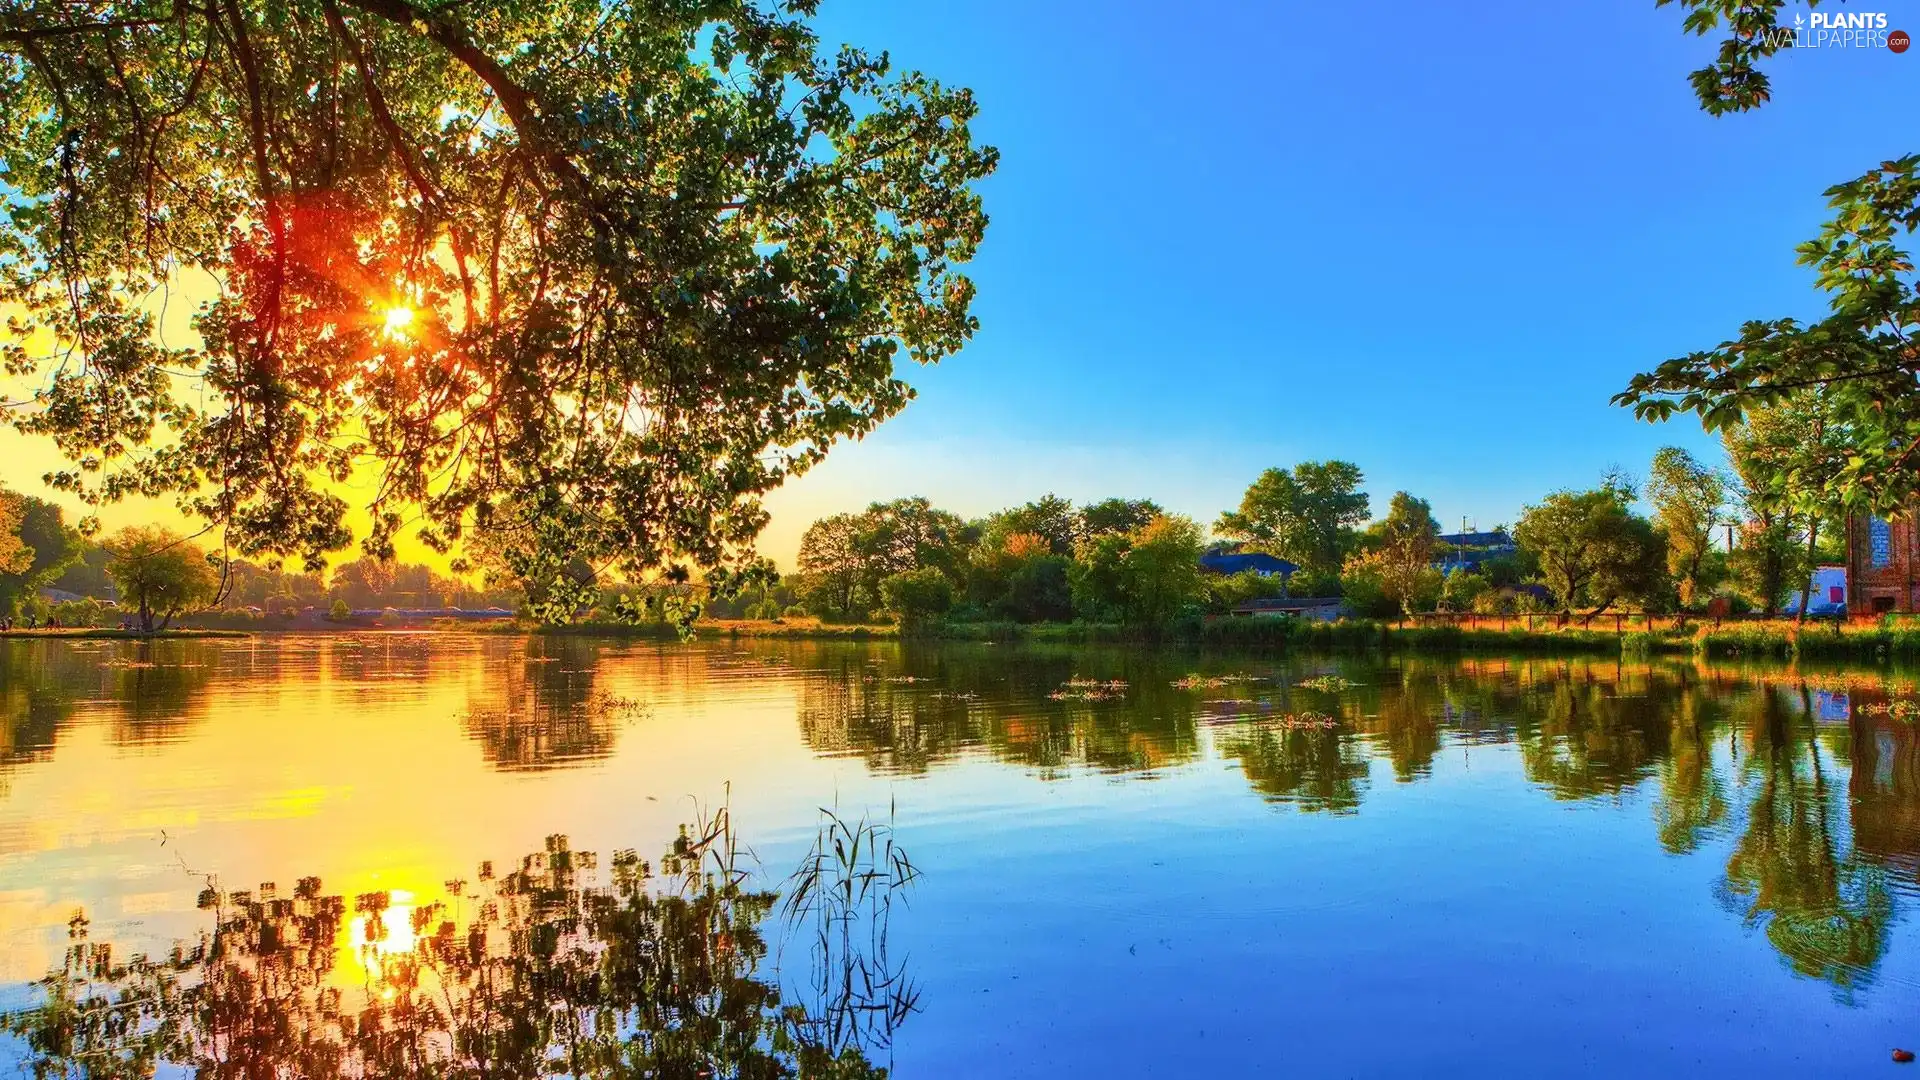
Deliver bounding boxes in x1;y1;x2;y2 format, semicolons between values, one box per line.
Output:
1849;511;1920;615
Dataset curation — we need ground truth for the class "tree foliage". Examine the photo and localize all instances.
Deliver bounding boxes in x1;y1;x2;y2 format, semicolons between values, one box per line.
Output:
795;497;965;621
102;526;221;631
0;489;83;615
880;566;953;630
0;489;29;577
1068;513;1205;630
1512;481;1665;616
1618;1;1918;515
1078;497;1161;540
0;0;996;619
1722;395;1853;615
1355;491;1441;614
1215;461;1369;575
1645;447;1725;608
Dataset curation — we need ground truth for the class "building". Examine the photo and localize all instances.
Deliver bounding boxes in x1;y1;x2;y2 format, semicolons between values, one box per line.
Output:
1436;529;1516;573
1231;597;1345;621
1849;511;1920;614
1198;552;1298;578
1783;566;1848;617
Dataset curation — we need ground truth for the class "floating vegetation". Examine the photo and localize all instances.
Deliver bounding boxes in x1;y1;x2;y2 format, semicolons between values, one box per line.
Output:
883;675;927;684
1;805;912;1078
1296;675;1355;693
593;691;649;720
1274;710;1339;730
1049;678;1128;702
1859;699;1920;721
929;690;979;702
1171;672;1263;690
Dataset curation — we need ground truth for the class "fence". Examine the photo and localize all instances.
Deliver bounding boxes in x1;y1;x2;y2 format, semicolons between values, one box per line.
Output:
1389;612;1814;635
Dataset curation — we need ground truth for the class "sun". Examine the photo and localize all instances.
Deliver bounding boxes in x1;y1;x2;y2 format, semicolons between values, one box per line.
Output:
381;305;416;337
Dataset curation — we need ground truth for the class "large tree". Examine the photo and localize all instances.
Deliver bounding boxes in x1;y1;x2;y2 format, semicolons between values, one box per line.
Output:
794;497;965;621
1068;513;1205;630
982;495;1079;557
103;526;221;631
1370;491;1442;613
1078;497;1161;540
0;487;82;615
1645;447;1725;608
0;0;995;621
0;491;27;577
1215;461;1369;575
1617;2;1918;516
1723;394;1854;618
1512;480;1665;617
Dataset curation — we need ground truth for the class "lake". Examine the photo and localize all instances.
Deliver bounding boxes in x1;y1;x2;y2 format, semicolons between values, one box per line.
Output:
1;634;1917;1077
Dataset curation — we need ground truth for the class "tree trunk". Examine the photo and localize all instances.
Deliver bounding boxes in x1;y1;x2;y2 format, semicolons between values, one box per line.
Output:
139;599;154;634
1797;517;1819;626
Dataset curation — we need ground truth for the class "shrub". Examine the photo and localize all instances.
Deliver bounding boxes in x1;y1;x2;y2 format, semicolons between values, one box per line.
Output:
880;568;955;630
329;599;351;620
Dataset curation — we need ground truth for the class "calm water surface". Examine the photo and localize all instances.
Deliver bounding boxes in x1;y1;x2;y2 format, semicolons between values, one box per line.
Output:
2;634;1919;1076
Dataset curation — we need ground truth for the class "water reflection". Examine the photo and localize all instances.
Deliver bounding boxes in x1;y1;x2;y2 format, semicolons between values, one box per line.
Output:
2;809;913;1078
4;637;1920;1008
1720;691;1893;999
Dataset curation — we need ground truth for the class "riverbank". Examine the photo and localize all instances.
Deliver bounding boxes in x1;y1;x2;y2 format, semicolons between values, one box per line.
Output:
0;627;252;640
10;617;1915;663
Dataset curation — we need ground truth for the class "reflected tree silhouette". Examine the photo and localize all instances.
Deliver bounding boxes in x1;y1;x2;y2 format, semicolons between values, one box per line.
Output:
1513;674;1672;800
1654;689;1731;855
1719;691;1894;1000
2;810;913;1078
460;640;643;771
1218;724;1370;815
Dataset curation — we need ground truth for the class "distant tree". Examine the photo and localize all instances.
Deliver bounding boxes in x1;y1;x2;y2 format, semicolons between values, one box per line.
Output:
1723;395;1854;620
880;568;955;631
330;558;400;609
104;527;221;632
966;531;1071;622
857;498;969;583
1728;520;1800;616
1069;514;1205;630
0;490;84;616
1359;492;1441;614
1645;447;1726;608
796;513;867;620
1202;569;1290;616
1512;481;1665;617
796;498;966;622
1215;461;1369;575
0;492;26;577
1078;498;1162;540
1120;515;1207;629
51;544;116;599
984;496;1079;556
1340;549;1442;618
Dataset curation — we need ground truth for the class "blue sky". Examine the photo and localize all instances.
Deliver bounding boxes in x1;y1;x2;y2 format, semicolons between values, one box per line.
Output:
755;0;1920;563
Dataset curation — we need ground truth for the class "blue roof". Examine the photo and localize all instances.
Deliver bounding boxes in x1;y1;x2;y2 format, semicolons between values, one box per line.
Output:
1439;530;1514;548
1199;552;1298;576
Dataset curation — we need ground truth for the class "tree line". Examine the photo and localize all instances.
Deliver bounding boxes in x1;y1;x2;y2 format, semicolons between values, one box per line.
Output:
785;394;1855;631
0;496;519;631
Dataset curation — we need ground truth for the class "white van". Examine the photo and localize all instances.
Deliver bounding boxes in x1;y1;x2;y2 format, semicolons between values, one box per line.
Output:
1783;566;1847;616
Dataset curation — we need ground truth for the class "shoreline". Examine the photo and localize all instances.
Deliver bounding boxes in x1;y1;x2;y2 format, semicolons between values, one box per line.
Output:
6;618;1914;662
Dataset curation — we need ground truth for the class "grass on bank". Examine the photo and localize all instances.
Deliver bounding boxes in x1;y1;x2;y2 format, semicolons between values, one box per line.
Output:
17;612;1920;664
